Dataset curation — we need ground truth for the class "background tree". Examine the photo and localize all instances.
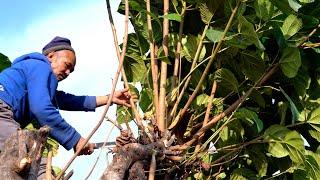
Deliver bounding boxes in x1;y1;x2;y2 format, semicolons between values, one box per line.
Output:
105;0;320;179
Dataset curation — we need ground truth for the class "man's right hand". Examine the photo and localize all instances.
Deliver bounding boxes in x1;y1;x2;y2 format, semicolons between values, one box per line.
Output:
74;137;94;156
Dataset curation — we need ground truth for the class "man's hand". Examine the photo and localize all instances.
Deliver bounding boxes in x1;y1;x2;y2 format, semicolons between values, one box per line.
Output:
111;87;136;107
96;88;138;108
74;137;94;156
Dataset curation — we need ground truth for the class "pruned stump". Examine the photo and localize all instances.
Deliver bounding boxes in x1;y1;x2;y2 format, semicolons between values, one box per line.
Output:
0;126;50;180
101;142;164;180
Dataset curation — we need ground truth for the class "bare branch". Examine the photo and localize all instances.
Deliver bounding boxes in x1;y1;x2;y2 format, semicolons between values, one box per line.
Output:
148;151;157;180
146;0;160;124
158;0;170;132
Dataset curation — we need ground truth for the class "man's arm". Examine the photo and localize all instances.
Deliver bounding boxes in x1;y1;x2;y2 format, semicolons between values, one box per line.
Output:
25;60;81;150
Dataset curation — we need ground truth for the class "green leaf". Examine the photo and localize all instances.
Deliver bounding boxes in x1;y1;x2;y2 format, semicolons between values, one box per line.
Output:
230;168;257;180
269;0;295;14
299;0;314;3
309;130;320;142
254;0;275;21
199;3;213;24
238;15;265;50
279;47;301;78
278;101;289;125
139;88;153;112
161;13;181;22
308;107;320;125
206;28;224;43
293;169;309;180
52;166;63;177
214;68;239;93
123;53;147;83
293;70;311;97
194;94;209;108
249;89;266;108
280;87;300;124
239;50;267;82
157;46;171;64
288;0;302;11
283;131;305;163
116;106;133;124
0;53;11;72
264;125;291;158
264;125;305;163
281;14;303;40
190;68;206;90
305;153;320;180
248;146;268;177
43;137;59;157
126;33;149;55
181;35;206;62
219;121;245;145
235;108;264;134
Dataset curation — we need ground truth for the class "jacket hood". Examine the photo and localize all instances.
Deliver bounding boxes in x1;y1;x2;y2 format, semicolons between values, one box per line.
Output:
12;52;50;65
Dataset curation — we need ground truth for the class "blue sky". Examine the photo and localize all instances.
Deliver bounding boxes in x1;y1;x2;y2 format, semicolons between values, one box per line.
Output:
0;0;134;179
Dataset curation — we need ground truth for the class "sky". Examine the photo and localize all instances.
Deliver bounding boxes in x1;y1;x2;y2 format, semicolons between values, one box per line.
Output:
0;0;134;179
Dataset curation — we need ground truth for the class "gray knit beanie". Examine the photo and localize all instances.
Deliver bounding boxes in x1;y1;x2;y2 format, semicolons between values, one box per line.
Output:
42;36;75;55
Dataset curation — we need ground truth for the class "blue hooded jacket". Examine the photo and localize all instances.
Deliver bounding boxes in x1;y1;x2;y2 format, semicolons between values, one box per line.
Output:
0;52;96;150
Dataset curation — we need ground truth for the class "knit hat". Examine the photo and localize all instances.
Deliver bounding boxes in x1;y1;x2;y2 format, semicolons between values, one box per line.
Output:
42;36;75;55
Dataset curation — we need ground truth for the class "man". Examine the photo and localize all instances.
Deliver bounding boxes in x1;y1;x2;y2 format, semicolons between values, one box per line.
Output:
0;36;132;176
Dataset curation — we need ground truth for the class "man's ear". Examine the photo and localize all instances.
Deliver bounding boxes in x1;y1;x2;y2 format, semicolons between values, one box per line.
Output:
46;52;55;63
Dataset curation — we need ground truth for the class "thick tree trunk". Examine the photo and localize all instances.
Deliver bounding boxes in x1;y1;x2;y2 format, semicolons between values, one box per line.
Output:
0;127;50;180
128;161;147;180
101;142;164;180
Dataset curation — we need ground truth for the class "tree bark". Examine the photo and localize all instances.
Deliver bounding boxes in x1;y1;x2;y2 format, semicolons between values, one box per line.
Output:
128;161;147;180
101;142;164;180
0;127;50;180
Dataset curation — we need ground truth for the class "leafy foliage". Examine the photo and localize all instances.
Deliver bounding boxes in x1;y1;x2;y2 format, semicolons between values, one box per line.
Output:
0;53;11;72
115;0;320;178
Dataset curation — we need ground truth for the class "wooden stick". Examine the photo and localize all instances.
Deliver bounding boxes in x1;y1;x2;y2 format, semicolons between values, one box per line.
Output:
106;0;144;130
158;0;170;132
46;149;53;180
148;151;157;180
195;80;217;152
146;0;160;124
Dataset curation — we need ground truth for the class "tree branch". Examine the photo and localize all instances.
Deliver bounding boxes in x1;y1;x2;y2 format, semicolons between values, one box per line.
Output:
158;0;170;132
146;0;160;125
169;1;242;129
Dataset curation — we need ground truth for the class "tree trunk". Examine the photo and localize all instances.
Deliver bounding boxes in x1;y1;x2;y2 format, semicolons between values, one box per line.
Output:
0;127;50;180
101;142;164;180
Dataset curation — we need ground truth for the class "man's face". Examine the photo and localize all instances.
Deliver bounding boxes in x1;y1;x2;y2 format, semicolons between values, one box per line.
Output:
47;50;76;81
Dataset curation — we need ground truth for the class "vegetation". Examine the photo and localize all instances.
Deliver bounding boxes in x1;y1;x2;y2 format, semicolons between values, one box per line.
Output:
2;0;320;179
113;0;320;179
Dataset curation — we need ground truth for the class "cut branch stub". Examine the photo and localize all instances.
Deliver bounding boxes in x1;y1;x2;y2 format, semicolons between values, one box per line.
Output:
0;126;50;180
101;142;164;180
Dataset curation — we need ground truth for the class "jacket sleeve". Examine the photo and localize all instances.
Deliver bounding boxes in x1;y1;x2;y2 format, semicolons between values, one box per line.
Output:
55;91;96;111
24;60;80;150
